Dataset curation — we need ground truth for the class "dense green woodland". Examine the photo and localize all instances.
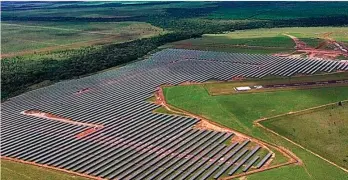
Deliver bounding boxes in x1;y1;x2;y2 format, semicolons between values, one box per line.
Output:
2;1;348;100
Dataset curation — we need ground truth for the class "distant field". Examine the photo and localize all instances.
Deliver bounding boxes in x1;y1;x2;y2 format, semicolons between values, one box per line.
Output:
208;2;348;20
1;21;165;56
169;27;348;54
3;2;347;21
163;84;348;179
1;2;215;19
0;159;87;180
262;104;348;169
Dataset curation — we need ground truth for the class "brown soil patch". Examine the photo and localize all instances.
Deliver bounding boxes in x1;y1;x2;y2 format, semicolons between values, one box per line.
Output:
239;176;248;180
231;135;249;144
22;110;103;128
178;81;201;86
22;110;103;139
193;118;232;132
280;33;348;60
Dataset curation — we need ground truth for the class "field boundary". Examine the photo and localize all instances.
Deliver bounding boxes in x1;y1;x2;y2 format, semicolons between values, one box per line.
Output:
0;156;102;180
254;100;348;173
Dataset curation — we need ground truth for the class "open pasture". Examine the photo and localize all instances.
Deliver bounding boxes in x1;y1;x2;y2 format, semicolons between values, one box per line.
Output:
170;27;348;54
262;104;348;169
0;159;87;180
1;21;164;56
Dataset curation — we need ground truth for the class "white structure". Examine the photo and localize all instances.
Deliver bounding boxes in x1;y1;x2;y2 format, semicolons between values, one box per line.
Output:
235;86;251;91
254;85;263;89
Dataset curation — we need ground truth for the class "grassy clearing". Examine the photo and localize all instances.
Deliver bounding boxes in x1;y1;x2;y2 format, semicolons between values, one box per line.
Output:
168;27;348;54
163;84;348;179
1;21;165;55
170;35;295;54
262;104;348;169
204;72;348;95
0;159;87;180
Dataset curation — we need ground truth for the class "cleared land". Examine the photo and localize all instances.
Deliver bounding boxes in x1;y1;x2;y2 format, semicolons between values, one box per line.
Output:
261;104;348;169
163;84;348;179
0;159;87;180
169;27;348;55
1;21;165;57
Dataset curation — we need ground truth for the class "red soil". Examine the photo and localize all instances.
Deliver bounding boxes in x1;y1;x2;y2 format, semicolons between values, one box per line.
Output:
22;110;103;139
75;127;101;139
280;33;348;59
22;110;103;128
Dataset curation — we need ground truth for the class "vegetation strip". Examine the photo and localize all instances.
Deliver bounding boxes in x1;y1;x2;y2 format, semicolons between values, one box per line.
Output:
254;100;348;173
1;157;102;180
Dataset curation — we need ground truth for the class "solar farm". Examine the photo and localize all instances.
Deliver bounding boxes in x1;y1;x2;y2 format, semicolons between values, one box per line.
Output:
1;48;348;180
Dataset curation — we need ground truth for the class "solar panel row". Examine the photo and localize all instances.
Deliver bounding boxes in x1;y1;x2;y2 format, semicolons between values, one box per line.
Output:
2;49;345;179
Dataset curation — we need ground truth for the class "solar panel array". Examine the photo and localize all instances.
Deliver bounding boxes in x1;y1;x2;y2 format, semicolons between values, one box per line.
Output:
2;49;346;180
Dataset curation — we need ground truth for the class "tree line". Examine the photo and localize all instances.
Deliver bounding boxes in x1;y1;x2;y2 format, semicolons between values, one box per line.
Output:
2;15;348;100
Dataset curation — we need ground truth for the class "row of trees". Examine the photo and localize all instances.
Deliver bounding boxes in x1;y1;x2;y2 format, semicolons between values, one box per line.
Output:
1;32;200;99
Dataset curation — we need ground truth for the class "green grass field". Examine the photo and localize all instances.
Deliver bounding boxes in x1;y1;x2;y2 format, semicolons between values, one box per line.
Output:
168;27;348;54
0;159;87;180
163;84;348;179
208;2;348;20
262;104;348;169
1;21;165;55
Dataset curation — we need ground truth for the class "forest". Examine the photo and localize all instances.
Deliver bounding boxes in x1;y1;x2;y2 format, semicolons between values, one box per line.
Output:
2;1;348;100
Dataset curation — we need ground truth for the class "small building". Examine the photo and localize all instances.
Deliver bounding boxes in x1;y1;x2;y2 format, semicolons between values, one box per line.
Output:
235;86;251;91
254;85;263;89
